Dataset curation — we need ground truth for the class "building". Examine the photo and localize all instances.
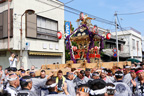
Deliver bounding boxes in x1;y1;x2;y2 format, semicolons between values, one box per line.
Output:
102;35;128;62
142;36;144;61
0;0;65;69
91;27;127;62
111;27;142;61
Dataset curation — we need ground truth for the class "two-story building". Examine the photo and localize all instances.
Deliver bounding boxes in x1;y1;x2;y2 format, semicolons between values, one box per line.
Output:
92;27;127;62
0;0;65;69
111;27;142;61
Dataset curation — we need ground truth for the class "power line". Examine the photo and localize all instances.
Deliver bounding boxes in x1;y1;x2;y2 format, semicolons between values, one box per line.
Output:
116;15;128;40
37;0;74;14
35;0;115;26
118;10;144;15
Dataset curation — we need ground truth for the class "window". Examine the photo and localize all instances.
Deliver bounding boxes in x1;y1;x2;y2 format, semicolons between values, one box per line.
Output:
0;51;6;57
132;39;135;49
137;41;139;51
37;16;58;41
0;9;13;39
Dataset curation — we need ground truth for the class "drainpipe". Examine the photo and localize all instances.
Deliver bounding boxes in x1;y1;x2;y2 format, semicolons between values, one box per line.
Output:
8;0;11;51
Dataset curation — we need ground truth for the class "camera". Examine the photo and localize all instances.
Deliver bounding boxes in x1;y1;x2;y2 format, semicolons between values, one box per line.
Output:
14;55;18;58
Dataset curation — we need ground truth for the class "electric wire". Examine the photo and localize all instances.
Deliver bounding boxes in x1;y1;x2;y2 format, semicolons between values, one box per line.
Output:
35;0;115;26
118;10;144;15
37;0;74;14
116;15;128;40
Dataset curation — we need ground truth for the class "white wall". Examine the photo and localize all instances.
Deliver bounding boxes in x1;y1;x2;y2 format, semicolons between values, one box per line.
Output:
112;29;142;61
0;0;65;69
12;0;65;68
142;36;144;52
0;51;10;69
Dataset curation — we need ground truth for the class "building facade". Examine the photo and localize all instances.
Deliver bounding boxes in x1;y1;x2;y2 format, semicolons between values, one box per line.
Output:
112;27;142;61
142;36;144;61
0;0;65;69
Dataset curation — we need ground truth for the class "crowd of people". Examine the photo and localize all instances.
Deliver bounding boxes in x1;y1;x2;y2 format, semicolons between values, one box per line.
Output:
0;53;143;96
0;62;143;96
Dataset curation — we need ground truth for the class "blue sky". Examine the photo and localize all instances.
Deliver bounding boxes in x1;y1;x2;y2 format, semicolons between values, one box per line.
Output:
59;0;144;36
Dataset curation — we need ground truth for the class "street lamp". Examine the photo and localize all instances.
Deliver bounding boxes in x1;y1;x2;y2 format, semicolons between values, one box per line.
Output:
20;9;35;67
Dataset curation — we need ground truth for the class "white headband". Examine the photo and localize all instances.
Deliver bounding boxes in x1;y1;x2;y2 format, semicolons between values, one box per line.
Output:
93;74;100;77
101;70;107;74
20;78;32;82
7;77;17;81
90;87;107;95
107;86;115;90
46;83;57;88
125;66;130;68
115;73;123;76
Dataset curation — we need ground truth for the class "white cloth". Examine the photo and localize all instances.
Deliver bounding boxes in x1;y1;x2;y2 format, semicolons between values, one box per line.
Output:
5;86;17;96
65;79;76;96
114;81;132;96
122;73;132;87
31;77;48;96
9;57;17;67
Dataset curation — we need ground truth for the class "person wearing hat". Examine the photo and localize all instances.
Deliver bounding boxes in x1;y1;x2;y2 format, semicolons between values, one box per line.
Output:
114;71;132;96
31;72;54;96
91;72;100;80
100;69;113;83
5;73;20;96
131;68;144;96
122;65;132;87
88;79;107;96
85;68;91;79
106;83;116;96
65;72;76;96
39;70;47;79
74;70;89;87
76;84;90;96
45;79;71;96
37;70;49;96
18;75;38;96
30;72;35;78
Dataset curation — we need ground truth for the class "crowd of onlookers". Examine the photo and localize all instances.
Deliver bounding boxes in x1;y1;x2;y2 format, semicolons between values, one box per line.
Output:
0;62;144;96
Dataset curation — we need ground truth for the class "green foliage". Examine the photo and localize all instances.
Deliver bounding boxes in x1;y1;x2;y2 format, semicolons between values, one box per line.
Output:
94;41;99;47
100;51;105;57
64;21;75;62
65;46;71;62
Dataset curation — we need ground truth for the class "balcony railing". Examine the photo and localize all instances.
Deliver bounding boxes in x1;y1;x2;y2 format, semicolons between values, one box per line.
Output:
37;27;58;42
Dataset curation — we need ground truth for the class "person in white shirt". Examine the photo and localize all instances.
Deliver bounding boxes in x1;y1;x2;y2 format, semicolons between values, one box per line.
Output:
9;53;19;72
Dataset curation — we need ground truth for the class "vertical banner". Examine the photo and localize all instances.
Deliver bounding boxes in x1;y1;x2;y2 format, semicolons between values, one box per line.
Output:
65;22;71;37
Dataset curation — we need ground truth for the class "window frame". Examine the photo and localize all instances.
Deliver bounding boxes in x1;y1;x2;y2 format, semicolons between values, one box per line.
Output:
36;15;59;42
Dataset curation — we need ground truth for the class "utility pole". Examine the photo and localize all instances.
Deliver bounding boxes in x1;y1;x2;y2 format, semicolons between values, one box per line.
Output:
115;12;119;64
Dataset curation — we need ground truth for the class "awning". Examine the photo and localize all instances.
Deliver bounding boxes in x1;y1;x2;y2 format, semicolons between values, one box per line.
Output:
103;49;130;58
29;51;63;56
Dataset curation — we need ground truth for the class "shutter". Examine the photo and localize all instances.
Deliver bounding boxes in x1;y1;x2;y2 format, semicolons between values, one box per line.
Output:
10;9;13;37
26;13;37;38
3;10;8;38
0;13;3;38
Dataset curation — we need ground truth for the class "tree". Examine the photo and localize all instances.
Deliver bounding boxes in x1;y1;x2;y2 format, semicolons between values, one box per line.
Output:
64;21;75;62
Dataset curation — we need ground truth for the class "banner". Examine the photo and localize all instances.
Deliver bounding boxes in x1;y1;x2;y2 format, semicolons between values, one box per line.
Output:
65;22;71;37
